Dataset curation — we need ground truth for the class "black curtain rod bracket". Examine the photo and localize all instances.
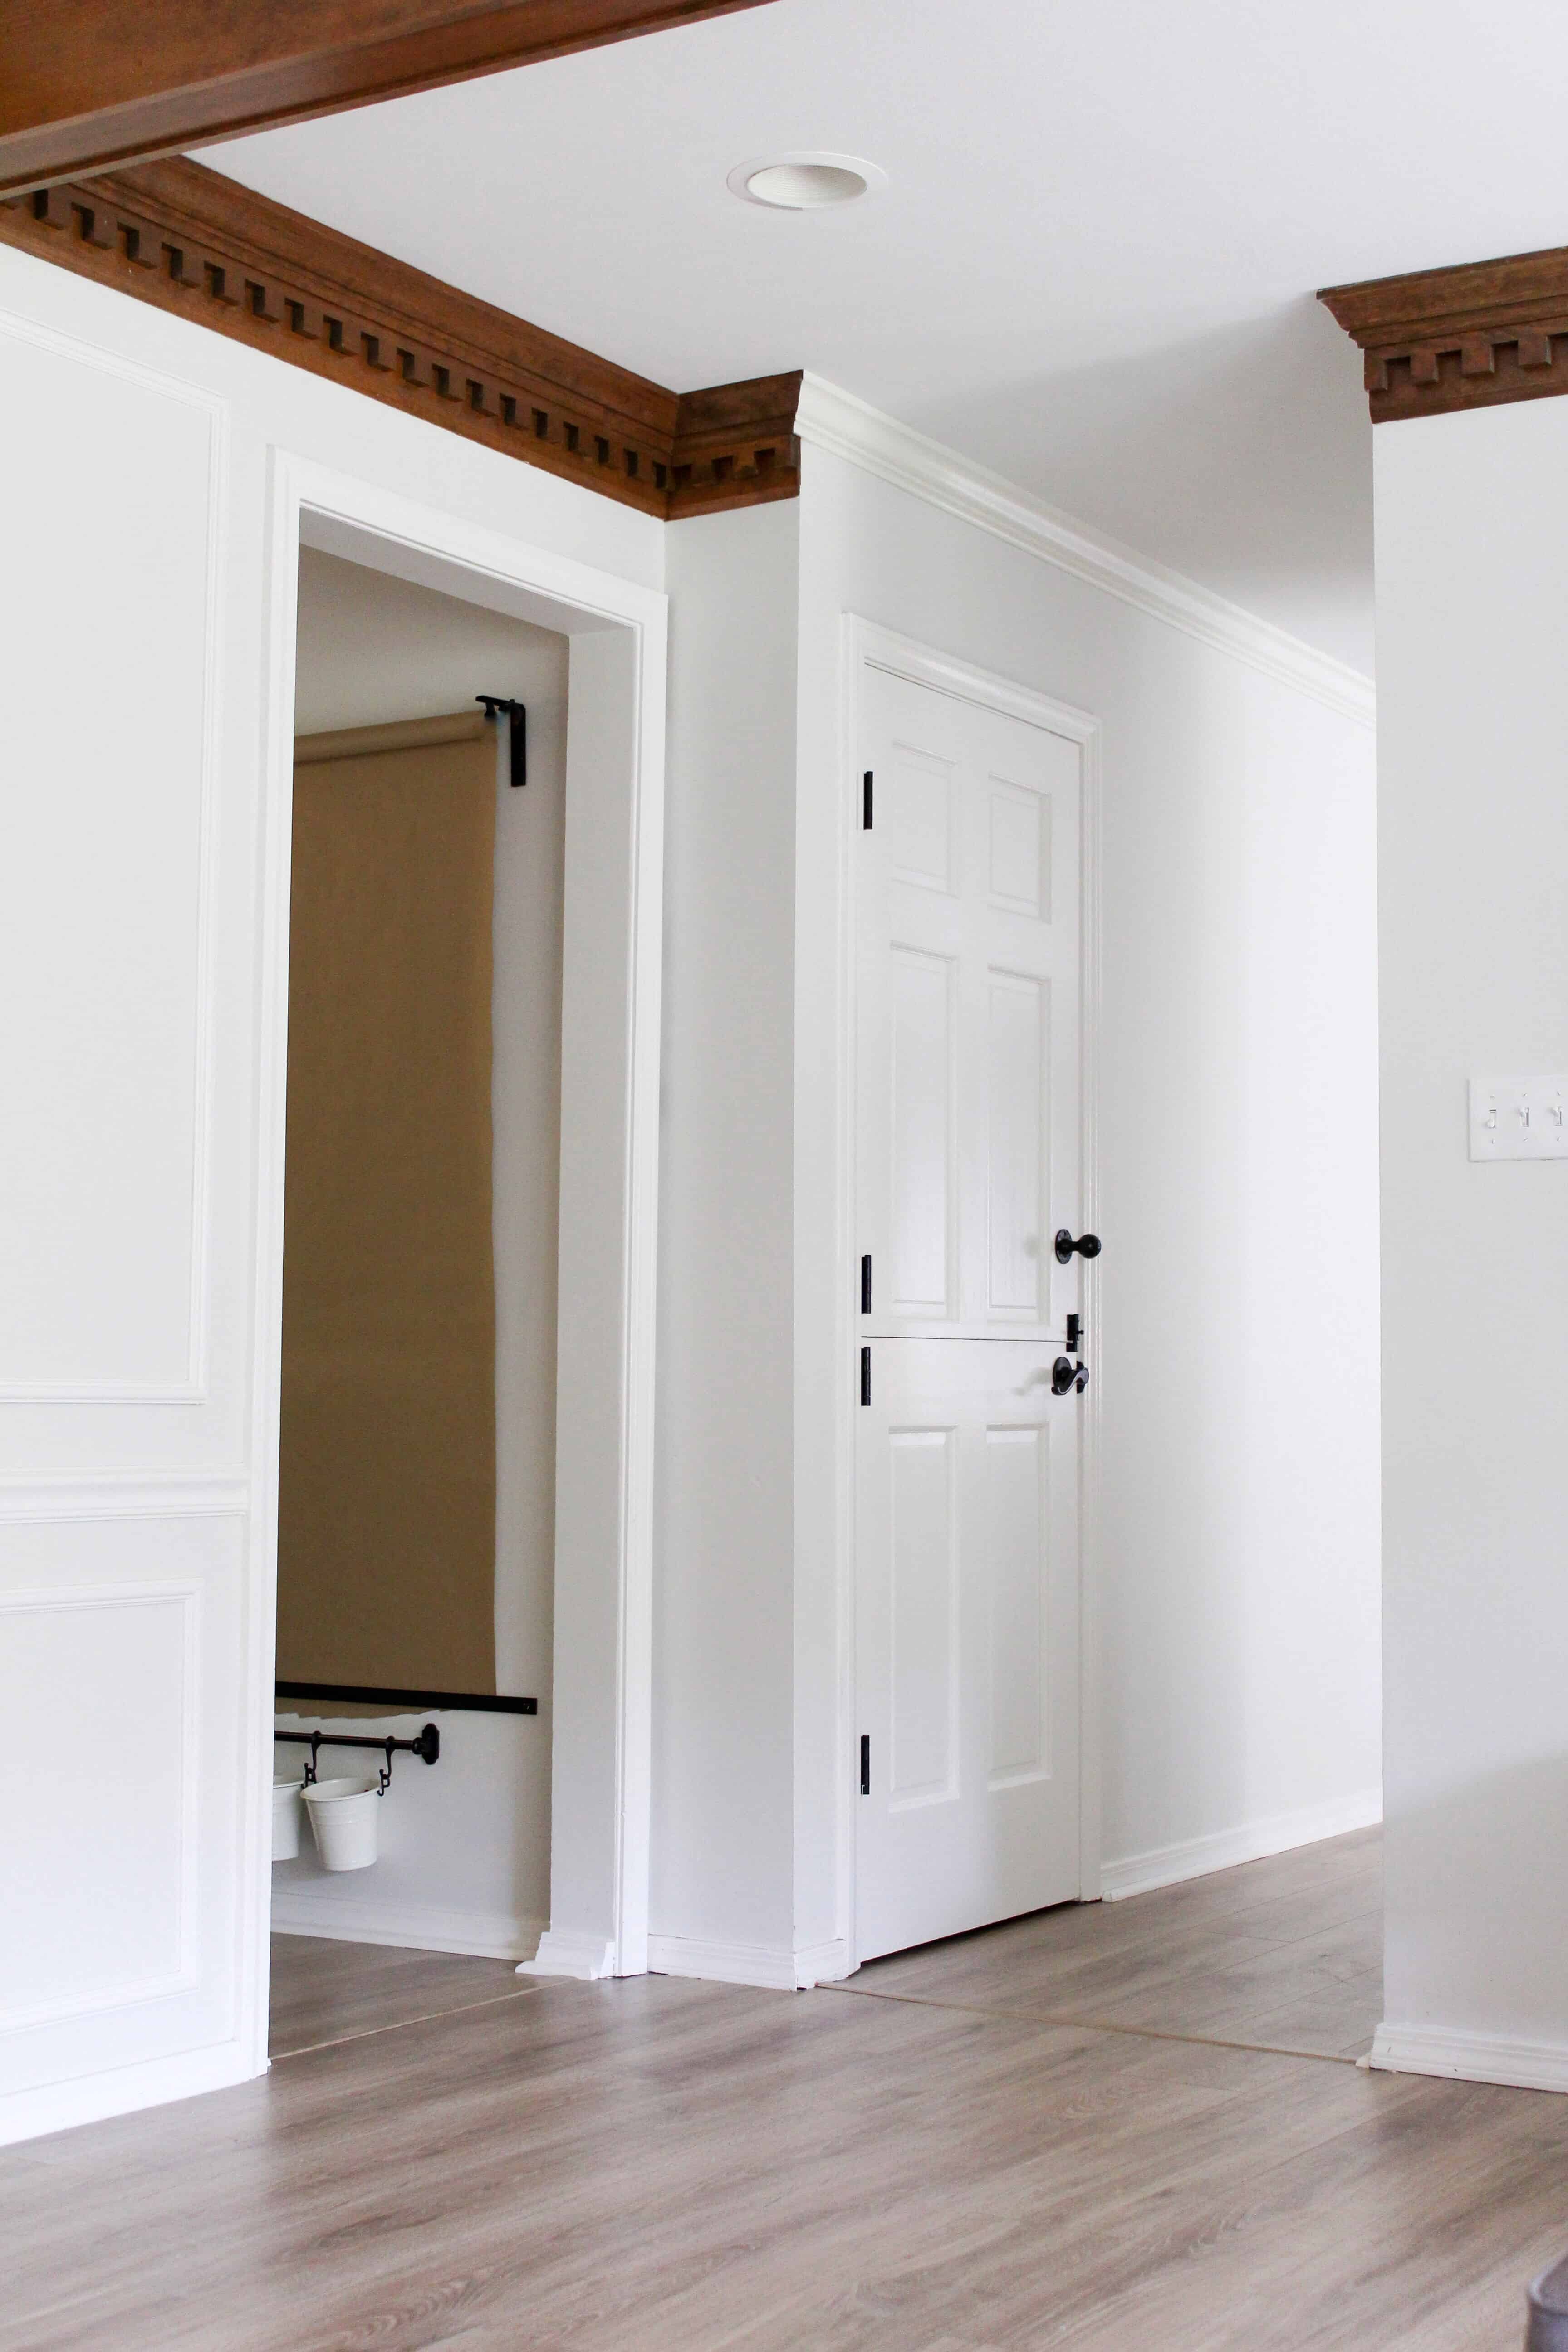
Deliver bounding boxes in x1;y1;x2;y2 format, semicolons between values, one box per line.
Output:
476;694;527;788
274;1721;439;1791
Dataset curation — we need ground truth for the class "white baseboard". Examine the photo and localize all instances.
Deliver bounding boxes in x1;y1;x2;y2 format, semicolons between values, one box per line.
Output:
271;1892;543;1963
1100;1786;1383;1901
647;1935;799;1991
0;2038;258;2151
1367;2022;1568;2096
793;1937;852;1989
516;1929;615;1981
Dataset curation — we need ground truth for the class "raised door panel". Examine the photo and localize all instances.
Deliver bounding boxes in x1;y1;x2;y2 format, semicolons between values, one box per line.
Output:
860;666;1082;1342
887;1427;958;1808
856;1339;1078;1965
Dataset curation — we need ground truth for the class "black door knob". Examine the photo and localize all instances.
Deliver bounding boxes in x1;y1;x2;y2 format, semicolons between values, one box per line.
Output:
1055;1229;1102;1264
1051;1356;1078;1396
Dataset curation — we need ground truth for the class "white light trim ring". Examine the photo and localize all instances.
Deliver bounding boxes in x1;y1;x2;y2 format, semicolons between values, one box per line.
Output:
728;152;887;210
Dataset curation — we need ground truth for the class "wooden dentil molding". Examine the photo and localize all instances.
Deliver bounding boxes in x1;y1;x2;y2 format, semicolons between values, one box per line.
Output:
0;156;801;520
1320;246;1568;423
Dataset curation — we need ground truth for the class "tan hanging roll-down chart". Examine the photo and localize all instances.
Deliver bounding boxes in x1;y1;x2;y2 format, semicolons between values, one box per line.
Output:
277;711;499;1696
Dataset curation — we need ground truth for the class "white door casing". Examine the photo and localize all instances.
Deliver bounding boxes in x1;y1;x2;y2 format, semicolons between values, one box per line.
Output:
852;645;1098;1965
266;470;668;1995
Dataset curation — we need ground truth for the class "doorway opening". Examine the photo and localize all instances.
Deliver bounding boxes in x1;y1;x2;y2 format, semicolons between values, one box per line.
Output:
268;548;565;2031
245;466;667;2075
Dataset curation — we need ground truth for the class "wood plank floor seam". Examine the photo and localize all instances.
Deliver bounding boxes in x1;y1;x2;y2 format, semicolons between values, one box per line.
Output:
270;1982;542;2060
818;1979;1365;2065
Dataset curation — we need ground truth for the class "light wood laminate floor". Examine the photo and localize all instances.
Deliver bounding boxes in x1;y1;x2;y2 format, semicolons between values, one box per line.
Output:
5;1829;1563;2352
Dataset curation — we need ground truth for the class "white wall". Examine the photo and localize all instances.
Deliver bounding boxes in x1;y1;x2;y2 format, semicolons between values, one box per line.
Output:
652;502;801;1974
272;549;566;1959
791;436;1382;1953
0;239;662;2144
1373;399;1568;2085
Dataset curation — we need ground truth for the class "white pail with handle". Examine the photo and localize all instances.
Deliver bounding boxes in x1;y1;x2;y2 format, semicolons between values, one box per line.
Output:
303;1775;382;1871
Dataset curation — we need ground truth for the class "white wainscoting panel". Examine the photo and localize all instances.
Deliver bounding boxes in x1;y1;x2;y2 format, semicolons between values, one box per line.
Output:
0;1583;197;2031
0;1501;245;2131
0;318;222;1401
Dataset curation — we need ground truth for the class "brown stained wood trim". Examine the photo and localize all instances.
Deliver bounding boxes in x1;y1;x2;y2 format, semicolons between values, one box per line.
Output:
0;157;801;520
0;0;779;199
1320;245;1568;423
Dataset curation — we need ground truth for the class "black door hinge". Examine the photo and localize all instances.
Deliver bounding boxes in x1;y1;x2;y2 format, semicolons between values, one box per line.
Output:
860;1254;872;1314
862;769;873;830
859;1734;871;1795
860;1345;871;1406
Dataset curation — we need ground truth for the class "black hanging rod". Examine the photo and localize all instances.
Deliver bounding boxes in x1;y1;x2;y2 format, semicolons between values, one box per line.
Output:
275;1680;536;1715
476;694;527;788
274;1722;439;1791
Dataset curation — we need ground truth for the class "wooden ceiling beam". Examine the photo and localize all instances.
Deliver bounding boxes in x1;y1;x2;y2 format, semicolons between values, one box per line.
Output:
0;0;778;199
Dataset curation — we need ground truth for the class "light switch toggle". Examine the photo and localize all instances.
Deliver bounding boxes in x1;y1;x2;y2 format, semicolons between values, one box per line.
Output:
1469;1077;1568;1161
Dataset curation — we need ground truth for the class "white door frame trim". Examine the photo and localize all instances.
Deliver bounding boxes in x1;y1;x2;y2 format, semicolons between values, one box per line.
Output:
834;617;1102;1974
246;454;666;2062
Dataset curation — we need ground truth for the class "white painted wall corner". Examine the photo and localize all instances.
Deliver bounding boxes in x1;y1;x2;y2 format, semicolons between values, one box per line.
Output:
1100;1788;1383;1901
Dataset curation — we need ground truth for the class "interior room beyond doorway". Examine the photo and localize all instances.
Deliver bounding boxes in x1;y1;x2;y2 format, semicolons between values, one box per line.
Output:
271;547;568;1975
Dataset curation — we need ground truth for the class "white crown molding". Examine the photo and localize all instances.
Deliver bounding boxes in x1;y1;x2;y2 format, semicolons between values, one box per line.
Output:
794;374;1376;730
1368;2021;1568;2097
1101;1785;1383;1901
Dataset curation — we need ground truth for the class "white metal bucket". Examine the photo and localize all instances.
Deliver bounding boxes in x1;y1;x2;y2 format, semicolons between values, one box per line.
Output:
272;1774;304;1862
303;1775;382;1871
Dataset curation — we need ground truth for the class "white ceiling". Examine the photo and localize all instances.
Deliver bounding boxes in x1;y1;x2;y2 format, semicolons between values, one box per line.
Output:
218;0;1568;676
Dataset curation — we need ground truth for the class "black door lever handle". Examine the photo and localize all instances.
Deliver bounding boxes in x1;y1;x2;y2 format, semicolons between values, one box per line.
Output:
1051;1356;1090;1397
1055;1229;1102;1264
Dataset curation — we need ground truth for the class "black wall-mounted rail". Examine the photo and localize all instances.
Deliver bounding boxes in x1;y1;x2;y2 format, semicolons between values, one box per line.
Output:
276;1681;536;1715
476;694;527;788
274;1721;440;1791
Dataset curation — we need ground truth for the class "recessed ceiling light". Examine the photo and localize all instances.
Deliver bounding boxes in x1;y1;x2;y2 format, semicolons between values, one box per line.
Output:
727;152;887;211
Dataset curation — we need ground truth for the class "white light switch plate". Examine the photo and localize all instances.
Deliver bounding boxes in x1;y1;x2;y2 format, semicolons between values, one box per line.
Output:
1469;1076;1568;1161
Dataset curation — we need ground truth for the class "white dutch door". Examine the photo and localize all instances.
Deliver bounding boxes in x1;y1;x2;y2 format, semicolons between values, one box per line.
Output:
854;659;1090;1964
